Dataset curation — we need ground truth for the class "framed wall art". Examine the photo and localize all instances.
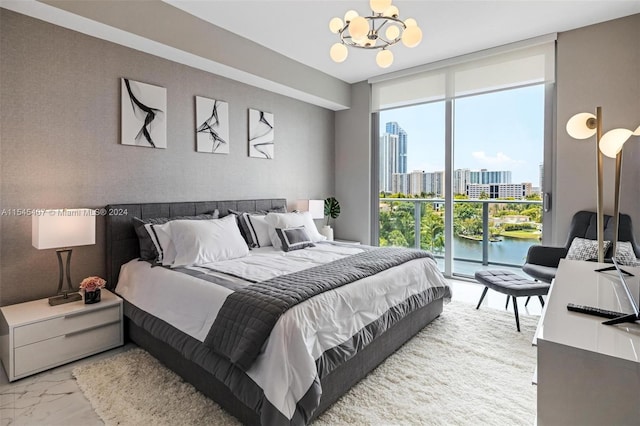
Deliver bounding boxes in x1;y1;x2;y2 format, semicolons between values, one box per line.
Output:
248;108;274;159
121;78;166;148
196;96;229;154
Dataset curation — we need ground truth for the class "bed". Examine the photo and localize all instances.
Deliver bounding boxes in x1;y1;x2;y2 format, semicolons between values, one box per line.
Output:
105;199;451;425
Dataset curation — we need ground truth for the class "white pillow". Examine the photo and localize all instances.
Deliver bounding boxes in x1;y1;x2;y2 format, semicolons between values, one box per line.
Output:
169;215;249;267
264;211;326;249
566;237;611;261
246;214;272;247
145;222;177;266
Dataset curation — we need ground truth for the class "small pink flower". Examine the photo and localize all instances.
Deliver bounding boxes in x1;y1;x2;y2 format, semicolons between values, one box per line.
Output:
80;276;106;292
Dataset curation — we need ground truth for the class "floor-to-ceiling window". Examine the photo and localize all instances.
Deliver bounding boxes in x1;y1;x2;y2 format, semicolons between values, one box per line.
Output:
372;36;555;278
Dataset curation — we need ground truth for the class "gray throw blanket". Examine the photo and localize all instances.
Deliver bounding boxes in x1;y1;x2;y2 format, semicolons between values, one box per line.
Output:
204;247;434;371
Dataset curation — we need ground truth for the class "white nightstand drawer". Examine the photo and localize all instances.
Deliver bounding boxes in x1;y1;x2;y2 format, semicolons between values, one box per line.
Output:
14;304;120;347
14;321;121;378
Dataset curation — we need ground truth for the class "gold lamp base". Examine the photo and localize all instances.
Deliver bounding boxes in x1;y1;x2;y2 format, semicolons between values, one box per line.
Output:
48;292;82;306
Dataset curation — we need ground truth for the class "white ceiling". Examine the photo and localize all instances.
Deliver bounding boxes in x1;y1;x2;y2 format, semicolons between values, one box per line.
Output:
166;0;640;84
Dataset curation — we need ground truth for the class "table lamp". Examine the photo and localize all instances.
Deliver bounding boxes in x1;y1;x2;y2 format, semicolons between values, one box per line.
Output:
32;209;96;305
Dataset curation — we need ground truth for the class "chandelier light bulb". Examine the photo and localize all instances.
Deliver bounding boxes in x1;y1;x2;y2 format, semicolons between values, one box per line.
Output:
376;49;394;68
348;16;369;40
385;25;400;40
401;25;422;48
330;43;348;63
344;10;358;23
404;18;418;27
566;112;597;139
370;0;392;14
383;5;399;18
329;17;344;34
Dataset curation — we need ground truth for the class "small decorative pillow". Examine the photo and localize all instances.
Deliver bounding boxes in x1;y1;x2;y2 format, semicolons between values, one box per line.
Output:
614;241;640;266
566;237;611;261
275;226;315;252
264;211;326;249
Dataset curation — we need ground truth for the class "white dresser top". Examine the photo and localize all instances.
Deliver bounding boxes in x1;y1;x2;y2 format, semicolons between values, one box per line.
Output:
537;259;640;364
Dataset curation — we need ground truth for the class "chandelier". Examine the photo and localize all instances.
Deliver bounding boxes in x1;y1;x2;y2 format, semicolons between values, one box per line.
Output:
329;0;423;68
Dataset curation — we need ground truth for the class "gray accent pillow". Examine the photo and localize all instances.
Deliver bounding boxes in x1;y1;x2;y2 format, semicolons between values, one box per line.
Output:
275;226;315;252
614;241;639;266
133;210;219;261
566;237;611;261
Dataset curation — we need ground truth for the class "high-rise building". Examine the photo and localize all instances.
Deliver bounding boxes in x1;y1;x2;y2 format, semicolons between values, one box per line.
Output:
391;173;409;194
379;133;398;193
385;122;407;174
466;183;532;199
379;122;409;193
453;168;471;195
469;169;512;184
539;163;544;192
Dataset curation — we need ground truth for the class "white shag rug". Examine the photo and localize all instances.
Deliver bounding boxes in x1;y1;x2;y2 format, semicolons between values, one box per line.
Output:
73;301;537;426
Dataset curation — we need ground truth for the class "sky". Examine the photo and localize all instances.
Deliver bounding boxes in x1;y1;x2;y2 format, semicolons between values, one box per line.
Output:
380;84;545;185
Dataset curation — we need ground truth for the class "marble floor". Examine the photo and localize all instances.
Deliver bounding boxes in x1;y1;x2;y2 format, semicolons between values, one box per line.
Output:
0;278;542;425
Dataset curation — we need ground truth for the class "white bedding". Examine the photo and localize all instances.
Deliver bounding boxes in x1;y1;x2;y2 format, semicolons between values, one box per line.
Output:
115;243;449;420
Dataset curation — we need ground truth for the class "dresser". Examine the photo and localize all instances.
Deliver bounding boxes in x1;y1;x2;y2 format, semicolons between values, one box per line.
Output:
0;289;123;382
534;259;640;425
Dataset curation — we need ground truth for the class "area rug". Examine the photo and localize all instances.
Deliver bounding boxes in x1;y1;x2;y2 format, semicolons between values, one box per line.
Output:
73;301;537;425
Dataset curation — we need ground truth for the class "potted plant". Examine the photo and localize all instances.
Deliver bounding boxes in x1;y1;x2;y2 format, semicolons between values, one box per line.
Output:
322;197;340;241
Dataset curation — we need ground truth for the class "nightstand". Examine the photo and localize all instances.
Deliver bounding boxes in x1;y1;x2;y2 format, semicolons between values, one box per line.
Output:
0;288;123;382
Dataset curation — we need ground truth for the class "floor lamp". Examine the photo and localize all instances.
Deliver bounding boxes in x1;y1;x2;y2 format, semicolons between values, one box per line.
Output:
599;124;640;256
567;108;640;260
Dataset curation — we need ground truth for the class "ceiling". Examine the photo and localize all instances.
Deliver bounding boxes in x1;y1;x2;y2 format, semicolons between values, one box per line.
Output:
165;0;640;84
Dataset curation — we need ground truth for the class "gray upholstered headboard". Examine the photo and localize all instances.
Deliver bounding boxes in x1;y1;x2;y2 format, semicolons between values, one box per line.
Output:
104;199;287;290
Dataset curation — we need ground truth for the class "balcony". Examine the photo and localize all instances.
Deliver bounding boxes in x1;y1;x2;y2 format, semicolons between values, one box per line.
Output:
379;197;543;278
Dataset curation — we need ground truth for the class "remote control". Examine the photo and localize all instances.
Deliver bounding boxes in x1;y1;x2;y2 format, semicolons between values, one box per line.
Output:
566;303;625;319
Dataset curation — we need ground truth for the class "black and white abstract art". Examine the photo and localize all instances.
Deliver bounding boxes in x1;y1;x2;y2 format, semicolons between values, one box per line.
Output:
121;78;166;148
196;96;229;154
248;108;274;159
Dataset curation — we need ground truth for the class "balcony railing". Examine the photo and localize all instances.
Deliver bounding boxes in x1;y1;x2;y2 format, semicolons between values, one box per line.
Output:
379;197;543;272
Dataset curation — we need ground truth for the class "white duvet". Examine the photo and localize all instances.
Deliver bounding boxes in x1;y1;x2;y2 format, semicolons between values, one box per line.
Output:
115;243;449;420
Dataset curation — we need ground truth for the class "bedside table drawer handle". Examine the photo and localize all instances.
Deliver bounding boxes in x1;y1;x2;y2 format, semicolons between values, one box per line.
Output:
64;320;120;338
64;305;118;319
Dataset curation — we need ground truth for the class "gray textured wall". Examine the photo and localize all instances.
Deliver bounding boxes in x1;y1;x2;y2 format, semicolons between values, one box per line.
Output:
553;14;640;244
334;82;372;245
0;10;335;305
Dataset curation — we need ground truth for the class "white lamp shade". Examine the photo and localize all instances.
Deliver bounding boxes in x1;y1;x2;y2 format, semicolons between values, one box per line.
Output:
308;200;325;219
348;16;369;40
32;209;96;249
296;200;324;219
401;25;422;48
329;17;343;33
330;43;348;62
370;0;392;14
566;112;597;139
599;128;634;158
376;49;394;68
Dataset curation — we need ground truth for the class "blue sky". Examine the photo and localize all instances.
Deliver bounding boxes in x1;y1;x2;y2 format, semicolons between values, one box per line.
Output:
380;84;544;185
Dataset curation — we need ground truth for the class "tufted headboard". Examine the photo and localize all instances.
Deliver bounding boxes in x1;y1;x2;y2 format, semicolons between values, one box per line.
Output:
104;199;287;290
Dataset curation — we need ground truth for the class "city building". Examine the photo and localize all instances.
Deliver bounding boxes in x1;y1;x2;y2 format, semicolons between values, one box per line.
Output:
466;183;533;199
